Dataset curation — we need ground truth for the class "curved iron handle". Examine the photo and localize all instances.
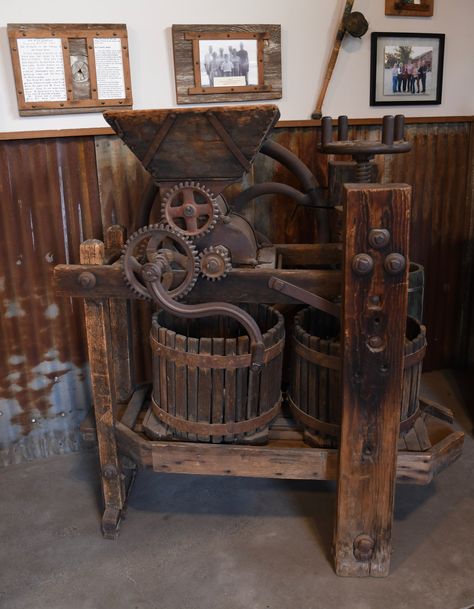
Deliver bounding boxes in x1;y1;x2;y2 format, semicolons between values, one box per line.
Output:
142;261;265;372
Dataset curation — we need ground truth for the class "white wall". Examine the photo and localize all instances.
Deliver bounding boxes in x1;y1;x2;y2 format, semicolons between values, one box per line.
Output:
0;0;472;133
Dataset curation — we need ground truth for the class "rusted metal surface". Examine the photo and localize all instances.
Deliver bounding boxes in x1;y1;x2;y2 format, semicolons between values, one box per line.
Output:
0;137;101;465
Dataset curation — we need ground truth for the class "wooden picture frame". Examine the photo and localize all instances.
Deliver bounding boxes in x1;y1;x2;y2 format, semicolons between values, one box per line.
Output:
385;0;434;17
8;23;133;116
370;32;444;106
172;24;281;104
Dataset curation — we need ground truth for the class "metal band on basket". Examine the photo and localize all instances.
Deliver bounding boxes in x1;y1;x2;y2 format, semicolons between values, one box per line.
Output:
150;334;284;369
151;394;282;435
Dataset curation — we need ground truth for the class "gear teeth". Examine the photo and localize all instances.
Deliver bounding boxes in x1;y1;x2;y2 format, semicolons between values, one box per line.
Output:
122;223;200;300
161;181;220;238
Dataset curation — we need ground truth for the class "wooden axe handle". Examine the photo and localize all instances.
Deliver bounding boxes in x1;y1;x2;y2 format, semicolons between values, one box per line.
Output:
312;0;355;119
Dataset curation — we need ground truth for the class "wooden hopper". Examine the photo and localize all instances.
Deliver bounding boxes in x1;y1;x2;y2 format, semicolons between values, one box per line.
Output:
103;105;280;192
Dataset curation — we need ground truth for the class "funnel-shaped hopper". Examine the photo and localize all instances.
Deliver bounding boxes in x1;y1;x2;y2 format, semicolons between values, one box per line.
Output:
104;105;280;187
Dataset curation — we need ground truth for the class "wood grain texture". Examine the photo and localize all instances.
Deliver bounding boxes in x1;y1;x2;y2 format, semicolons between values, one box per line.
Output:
172;24;281;104
334;184;411;577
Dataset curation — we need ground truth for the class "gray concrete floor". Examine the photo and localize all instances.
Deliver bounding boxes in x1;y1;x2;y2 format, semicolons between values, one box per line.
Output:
1;371;473;609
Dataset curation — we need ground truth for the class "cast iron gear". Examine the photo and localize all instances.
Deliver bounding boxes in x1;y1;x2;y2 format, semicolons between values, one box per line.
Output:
199;245;232;281
121;224;199;300
161;181;220;238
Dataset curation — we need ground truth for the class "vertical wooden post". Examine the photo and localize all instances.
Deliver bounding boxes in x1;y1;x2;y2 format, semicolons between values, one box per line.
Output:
80;239;125;539
104;225;134;404
334;184;411;577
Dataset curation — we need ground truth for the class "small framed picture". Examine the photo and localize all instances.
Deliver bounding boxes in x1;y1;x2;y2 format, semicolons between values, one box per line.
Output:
385;0;434;17
370;32;445;106
172;24;281;104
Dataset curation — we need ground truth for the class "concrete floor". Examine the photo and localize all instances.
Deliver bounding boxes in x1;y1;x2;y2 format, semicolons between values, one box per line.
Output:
1;371;473;609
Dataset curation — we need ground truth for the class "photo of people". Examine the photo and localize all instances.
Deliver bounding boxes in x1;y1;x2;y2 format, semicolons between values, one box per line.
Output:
383;45;433;96
199;39;258;88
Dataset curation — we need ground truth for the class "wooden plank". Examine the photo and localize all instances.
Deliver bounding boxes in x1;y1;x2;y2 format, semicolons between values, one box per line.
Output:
80;239;124;539
105;225;133;403
212;335;225;443
334;184;411;577
186;335;199;442
197;336;212;442
54;265;341;303
121;384;149;429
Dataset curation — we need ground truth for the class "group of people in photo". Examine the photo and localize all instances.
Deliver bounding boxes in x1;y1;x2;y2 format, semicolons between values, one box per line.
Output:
391;59;428;94
203;42;250;86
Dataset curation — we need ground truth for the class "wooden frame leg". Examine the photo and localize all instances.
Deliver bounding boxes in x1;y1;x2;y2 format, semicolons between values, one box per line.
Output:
81;239;125;539
334;184;411;576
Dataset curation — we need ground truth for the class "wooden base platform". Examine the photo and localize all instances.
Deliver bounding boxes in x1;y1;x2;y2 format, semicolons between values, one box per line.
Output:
81;385;464;488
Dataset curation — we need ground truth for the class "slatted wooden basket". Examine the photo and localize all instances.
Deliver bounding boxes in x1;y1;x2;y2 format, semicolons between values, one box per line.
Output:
149;304;285;444
289;307;428;449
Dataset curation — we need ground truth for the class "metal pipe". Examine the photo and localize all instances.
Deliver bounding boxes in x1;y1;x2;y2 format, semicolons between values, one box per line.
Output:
136;179;159;229
233;182;310;208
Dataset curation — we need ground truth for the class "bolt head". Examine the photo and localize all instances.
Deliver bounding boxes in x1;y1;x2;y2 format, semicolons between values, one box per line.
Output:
183;205;195;217
352;253;374;276
368;335;384;349
368;228;390;249
353;534;375;561
384;253;406;275
78;271;96;289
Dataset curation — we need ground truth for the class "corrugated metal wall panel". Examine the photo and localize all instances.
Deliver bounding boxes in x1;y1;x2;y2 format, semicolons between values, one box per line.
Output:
0;137;101;466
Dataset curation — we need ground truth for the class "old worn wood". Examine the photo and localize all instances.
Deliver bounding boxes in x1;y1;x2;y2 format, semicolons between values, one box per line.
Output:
8;24;132;115
149;307;283;443
172;24;282;104
334;184;411;577
54;265;341;303
80;239;125;539
104;226;134;403
103;105;280;185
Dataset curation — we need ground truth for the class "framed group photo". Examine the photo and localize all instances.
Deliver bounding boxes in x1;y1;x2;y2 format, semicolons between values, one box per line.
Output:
370;32;445;106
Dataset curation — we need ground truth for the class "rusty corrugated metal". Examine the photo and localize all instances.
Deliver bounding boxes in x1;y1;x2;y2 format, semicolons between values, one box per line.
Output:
0;137;101;466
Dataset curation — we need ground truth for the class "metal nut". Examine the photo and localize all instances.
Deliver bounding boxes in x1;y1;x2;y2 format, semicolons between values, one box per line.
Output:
384;253;406;275
368;335;384;349
78;271;96;289
102;464;118;479
352;253;374;276
353;534;375;561
368;228;390;249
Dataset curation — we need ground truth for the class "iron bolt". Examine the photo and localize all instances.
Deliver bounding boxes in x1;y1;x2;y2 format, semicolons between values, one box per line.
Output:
368;335;384;349
352;253;374;276
78;271;96;289
205;259;219;272
183;205;195;217
384;253;406;275
368;228;390;249
103;464;118;479
353;534;375;561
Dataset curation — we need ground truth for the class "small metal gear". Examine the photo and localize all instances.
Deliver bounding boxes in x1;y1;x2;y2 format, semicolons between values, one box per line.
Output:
121;224;199;300
199;246;232;281
161;181;220;238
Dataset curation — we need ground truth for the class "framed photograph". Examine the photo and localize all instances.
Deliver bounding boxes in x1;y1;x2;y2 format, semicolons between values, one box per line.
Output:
370;32;444;106
385;0;434;17
172;24;281;104
7;23;133;116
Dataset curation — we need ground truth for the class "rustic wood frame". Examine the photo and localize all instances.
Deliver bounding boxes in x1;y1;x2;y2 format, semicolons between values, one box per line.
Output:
370;32;445;107
7;23;133;116
172;24;282;104
385;0;434;17
55;196;464;572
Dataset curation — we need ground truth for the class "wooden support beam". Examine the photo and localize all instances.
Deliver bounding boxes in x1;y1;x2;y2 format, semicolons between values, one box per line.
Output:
334;184;411;577
80;238;125;539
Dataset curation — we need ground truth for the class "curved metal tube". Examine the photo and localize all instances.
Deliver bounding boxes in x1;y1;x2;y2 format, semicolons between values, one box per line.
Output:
261;139;319;196
233;182;310;208
144;265;265;371
136;179;159;230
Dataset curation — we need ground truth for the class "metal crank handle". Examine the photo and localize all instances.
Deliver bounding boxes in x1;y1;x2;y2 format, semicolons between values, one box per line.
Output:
142;263;265;372
268;276;340;319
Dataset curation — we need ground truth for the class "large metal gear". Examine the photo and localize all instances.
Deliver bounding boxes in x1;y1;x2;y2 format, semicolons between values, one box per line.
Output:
161;181;220;238
199;246;232;281
122;224;199;300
